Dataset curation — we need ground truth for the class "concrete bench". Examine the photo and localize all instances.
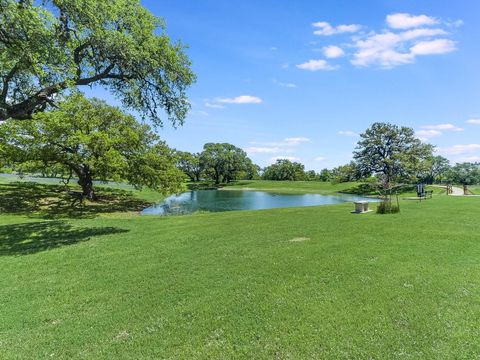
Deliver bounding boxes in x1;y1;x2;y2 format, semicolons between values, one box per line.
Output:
352;201;371;214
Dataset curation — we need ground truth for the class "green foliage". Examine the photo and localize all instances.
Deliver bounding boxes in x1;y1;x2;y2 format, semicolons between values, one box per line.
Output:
376;200;400;214
199;143;253;184
318;168;333;181
330;161;362;183
304;170;319;181
0;0;195;125
445;162;480;185
429;155;451;183
354;122;434;188
176;151;202;182
262;159;306;181
0;93;184;199
415;155;451;185
238;162;261;180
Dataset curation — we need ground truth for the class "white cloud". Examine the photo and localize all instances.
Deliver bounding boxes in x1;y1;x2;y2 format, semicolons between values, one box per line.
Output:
467;118;480;125
410;39;456;55
401;28;447;40
297;59;337;71
247;137;310;156
304;13;460;70
416;129;442;141
284;137;310;145
386;13;439;29
351;29;456;68
273;79;297;88
323;45;345;58
271;156;300;162
313;21;361;36
216;95;262;104
315;156;327;162
204;102;225;109
436;144;480;155
421;123;463;131
338;130;358;137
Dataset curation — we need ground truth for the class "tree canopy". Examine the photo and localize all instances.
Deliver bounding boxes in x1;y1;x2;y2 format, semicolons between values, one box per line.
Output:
330;161;363;183
176;151;202;182
199;143;253;184
354;122;433;188
262;159;306;181
419;155;450;184
445;162;480;185
0;0;195;125
0;94;184;199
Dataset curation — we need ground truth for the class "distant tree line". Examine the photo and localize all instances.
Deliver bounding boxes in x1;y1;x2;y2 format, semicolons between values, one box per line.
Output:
4;117;480;195
232;122;480;187
175;144;259;184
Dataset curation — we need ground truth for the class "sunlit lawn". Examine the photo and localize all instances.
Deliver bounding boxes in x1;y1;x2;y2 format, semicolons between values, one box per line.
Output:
1;177;480;358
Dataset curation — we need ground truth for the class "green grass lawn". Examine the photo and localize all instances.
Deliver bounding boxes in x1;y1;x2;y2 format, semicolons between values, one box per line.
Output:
222;180;364;194
1;177;480;358
468;185;480;194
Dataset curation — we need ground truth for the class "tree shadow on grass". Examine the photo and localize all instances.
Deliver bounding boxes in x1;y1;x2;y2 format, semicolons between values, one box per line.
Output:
0;182;152;219
0;221;129;256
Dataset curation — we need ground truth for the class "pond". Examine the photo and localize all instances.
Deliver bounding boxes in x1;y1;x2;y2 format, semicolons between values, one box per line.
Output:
141;190;377;215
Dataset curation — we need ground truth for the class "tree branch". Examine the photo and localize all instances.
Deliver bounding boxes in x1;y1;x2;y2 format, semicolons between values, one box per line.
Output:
1;63;20;102
73;42;90;80
76;64;115;85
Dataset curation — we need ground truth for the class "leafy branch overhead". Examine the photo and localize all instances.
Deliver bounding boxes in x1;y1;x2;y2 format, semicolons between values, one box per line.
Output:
0;0;195;125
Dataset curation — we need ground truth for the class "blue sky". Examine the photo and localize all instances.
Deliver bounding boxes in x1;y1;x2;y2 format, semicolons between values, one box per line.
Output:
89;0;480;170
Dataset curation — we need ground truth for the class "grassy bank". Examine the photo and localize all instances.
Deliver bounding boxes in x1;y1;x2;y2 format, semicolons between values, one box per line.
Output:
1;177;480;358
221;180;364;194
0;175;166;218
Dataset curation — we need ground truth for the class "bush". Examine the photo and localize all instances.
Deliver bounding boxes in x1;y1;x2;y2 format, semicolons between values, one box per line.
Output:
376;200;400;214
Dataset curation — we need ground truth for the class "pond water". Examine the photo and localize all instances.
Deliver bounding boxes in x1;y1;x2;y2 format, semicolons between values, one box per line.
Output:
141;190;378;215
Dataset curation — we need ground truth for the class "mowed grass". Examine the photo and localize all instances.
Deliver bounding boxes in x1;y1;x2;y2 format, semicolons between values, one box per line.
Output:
223;180;362;194
2;181;480;359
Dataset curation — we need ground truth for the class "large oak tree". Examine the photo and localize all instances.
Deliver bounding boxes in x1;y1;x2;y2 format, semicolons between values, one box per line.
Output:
262;159;306;181
354;122;433;188
199;143;253;184
0;0;195;125
0;94;184;200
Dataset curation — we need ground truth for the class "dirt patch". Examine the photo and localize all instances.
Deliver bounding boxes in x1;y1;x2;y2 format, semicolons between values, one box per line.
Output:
289;237;310;242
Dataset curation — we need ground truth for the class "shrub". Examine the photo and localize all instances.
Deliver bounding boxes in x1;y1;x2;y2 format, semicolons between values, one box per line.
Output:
376;200;400;214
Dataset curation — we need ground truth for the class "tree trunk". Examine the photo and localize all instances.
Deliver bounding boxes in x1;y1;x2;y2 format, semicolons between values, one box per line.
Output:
214;168;221;184
77;166;96;201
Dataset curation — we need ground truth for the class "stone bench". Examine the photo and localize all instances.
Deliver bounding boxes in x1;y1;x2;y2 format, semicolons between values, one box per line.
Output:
352;201;371;214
